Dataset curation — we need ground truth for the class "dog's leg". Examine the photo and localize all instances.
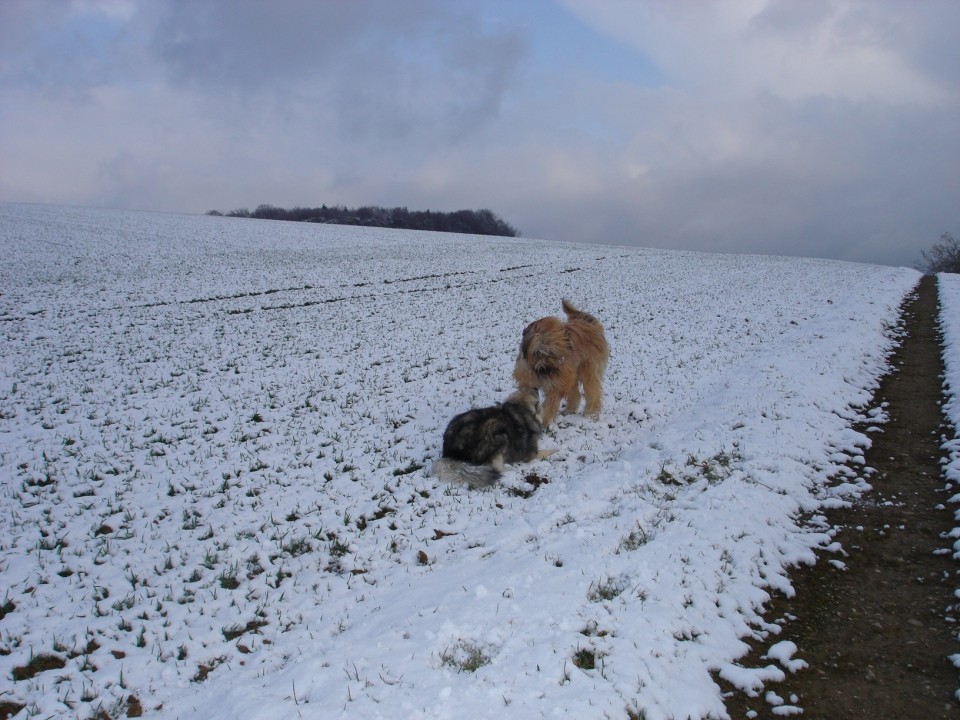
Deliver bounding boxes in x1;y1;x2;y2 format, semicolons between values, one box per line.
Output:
562;382;582;416
540;391;562;428
582;362;604;419
536;448;558;460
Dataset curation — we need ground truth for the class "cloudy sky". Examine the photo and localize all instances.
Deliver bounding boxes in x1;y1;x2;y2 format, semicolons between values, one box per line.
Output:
1;0;957;267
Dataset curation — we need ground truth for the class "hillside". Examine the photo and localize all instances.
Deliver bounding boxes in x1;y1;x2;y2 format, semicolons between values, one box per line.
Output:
0;203;930;719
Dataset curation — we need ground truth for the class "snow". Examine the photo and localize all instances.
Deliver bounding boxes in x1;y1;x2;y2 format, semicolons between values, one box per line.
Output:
940;273;960;491
938;271;960;704
764;641;807;673
0;202;928;719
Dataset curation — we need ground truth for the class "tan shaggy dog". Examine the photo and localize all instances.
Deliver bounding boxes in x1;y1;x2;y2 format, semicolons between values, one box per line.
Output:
512;299;609;427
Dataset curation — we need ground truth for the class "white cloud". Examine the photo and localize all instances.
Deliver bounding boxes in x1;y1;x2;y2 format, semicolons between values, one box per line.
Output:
559;0;953;104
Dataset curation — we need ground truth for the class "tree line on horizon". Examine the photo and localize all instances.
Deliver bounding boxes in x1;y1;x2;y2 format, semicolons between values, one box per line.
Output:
207;203;520;237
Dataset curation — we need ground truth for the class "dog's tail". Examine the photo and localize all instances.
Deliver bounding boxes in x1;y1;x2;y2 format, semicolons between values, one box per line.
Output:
431;458;501;488
561;298;600;324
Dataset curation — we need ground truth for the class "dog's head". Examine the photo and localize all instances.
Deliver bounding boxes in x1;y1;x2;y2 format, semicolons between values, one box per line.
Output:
518;317;567;376
505;386;543;420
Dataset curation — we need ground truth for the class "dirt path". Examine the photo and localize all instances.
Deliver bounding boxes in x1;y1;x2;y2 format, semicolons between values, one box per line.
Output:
722;275;959;719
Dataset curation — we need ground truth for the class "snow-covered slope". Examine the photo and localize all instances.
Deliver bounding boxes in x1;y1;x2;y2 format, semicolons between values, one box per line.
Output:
0;203;921;719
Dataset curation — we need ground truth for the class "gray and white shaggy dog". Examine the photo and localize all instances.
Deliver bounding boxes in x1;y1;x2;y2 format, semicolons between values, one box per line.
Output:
432;388;556;488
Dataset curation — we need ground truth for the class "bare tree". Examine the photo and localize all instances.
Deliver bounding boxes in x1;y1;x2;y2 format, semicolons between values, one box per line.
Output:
920;232;960;274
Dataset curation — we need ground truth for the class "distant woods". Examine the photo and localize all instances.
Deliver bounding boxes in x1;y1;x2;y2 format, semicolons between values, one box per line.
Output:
207;204;520;237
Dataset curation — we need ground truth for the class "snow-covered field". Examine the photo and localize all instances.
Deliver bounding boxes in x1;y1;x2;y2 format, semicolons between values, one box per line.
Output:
0;203;930;719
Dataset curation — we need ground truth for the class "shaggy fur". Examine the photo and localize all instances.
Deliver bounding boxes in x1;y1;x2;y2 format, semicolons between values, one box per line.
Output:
512;299;609;427
432;388;555;488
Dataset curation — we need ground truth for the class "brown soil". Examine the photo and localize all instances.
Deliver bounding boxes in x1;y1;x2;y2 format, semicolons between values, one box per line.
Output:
721;275;959;719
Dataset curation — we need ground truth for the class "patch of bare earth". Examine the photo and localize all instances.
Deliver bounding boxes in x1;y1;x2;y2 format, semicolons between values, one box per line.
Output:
721;275;959;719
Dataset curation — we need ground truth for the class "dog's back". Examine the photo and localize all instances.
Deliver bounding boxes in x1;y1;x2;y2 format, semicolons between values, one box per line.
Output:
561;298;609;372
433;390;545;487
442;395;541;467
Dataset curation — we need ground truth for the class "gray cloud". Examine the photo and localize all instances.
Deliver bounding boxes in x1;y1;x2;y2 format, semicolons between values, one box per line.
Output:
150;0;526;146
